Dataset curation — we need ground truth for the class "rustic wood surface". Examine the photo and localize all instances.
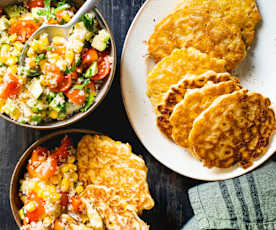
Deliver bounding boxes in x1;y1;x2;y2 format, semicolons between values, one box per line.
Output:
0;1;203;229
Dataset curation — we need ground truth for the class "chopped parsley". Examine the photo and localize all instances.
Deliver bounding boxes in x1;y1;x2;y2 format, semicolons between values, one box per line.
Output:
81;13;95;32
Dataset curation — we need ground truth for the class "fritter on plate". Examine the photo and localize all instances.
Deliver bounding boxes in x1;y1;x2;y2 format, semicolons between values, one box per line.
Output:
170;80;242;148
148;8;246;71
77;135;154;214
189;89;276;169
156;71;239;138
146;48;226;111
175;0;261;47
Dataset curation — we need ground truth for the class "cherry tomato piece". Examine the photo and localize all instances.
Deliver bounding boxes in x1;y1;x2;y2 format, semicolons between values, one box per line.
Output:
27;147;57;180
35;156;57;180
52;74;72;92
92;56;111;80
0;73;20;99
42;63;65;90
65;89;86;105
27;0;44;9
9;20;39;42
53;136;72;162
82;48;98;66
71;196;82;213
25;194;45;223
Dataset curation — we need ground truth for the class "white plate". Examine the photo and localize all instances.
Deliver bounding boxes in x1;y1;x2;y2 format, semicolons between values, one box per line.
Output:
120;0;276;181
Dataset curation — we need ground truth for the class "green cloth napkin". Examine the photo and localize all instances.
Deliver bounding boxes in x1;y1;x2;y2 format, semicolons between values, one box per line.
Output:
182;159;276;230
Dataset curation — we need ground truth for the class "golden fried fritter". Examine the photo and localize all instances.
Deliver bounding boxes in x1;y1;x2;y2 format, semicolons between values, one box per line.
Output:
170;80;242;148
77;135;154;214
189;89;276;169
156;71;239;138
80;185;149;230
148;8;246;71
175;0;261;47
146;48;226;111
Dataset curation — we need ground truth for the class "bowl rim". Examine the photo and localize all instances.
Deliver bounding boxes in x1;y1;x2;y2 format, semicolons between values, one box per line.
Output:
1;7;117;130
9;128;102;228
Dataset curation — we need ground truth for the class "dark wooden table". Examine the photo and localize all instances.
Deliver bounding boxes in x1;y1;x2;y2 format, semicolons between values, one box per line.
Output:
0;1;203;229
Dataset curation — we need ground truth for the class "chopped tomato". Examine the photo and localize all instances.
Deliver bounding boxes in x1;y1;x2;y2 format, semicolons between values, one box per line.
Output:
92;56;111;80
65;89;86;105
71;196;82;213
29;146;50;165
42;63;65;90
82;48;98;66
42;63;61;74
60;192;69;207
9;20;39;42
52;74;72;92
27;147;57;180
0;73;20;99
27;0;44;9
54;219;64;230
25;193;45;223
53;136;72;162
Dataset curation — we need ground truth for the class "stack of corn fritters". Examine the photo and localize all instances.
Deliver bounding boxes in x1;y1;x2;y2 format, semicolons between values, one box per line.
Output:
146;0;276;169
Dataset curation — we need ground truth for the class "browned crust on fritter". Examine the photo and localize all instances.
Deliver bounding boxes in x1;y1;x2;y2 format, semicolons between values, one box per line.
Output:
148;8;247;71
189;89;276;169
156;71;240;139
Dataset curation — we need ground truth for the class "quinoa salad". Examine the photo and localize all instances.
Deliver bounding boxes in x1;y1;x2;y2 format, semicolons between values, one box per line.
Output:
18;134;155;230
0;0;112;125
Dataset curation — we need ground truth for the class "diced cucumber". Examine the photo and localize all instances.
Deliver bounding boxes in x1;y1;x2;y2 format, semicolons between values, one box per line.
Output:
91;29;110;52
84;62;98;78
29;78;43;99
49;93;66;113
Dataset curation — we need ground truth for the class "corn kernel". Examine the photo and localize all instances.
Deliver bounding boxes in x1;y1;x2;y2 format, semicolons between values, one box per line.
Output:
43;217;52;227
9;34;17;42
65;49;74;65
6;56;18;66
10;65;18;74
75;185;84;194
61;164;69;173
67;155;76;164
39;59;47;69
30;40;40;52
62;13;71;22
19;208;25;219
52;36;66;46
68;164;77;171
27;48;35;58
61;177;70;192
25;201;37;212
14;41;24;51
49;110;58;119
72;172;78;182
10;18;16;24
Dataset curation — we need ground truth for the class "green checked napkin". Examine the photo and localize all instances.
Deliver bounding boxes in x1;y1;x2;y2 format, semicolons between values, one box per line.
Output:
182;160;276;230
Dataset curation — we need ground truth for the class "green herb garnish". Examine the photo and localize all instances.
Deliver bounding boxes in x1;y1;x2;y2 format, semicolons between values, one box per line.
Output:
81;93;94;112
81;13;95;32
35;53;47;65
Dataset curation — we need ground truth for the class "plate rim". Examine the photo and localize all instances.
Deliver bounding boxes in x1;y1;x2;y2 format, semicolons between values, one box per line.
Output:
120;0;275;181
